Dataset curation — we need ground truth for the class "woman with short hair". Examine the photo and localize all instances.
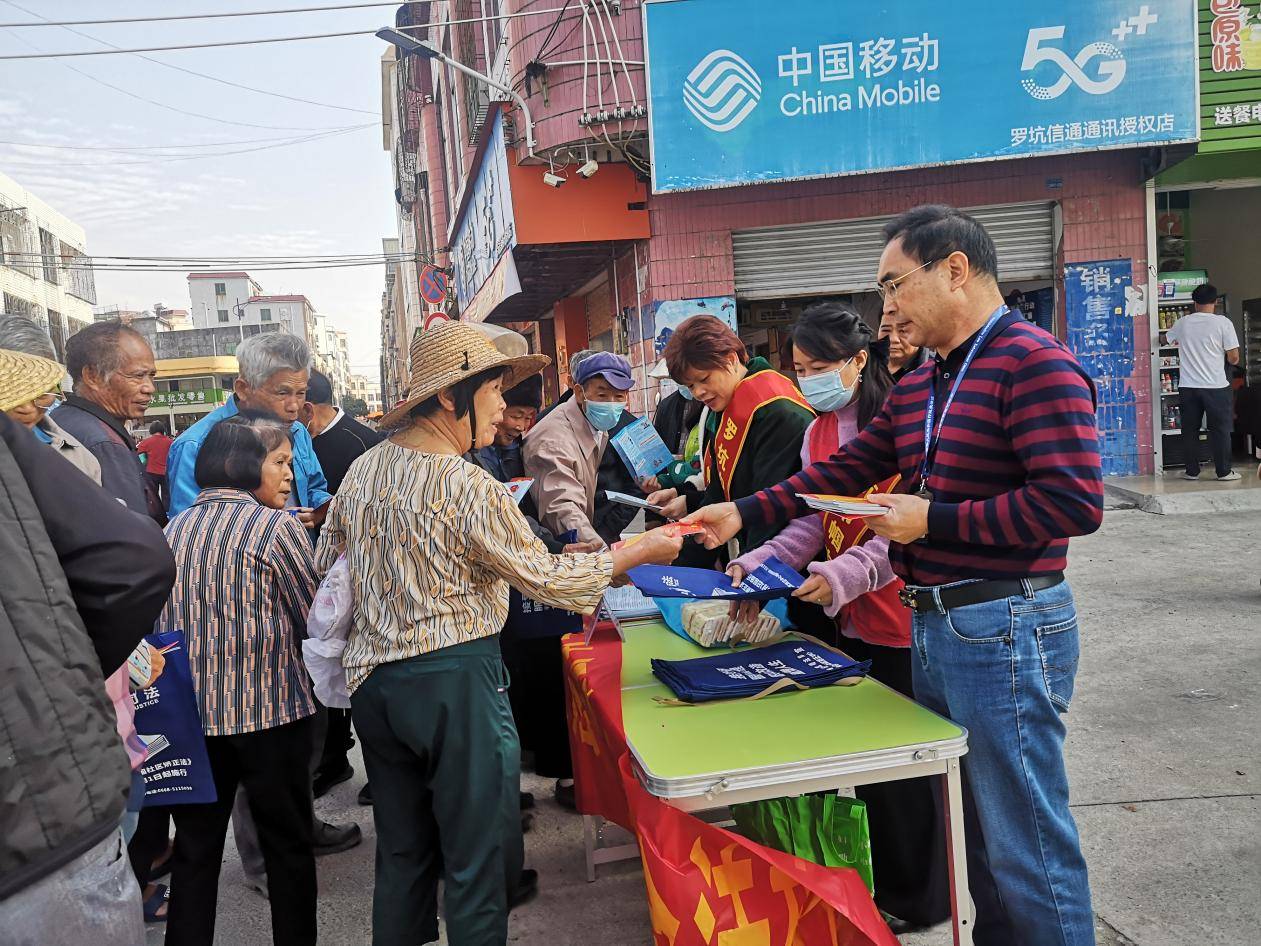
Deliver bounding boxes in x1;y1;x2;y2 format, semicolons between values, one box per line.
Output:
160;414;320;946
316;321;682;945
647;314;815;565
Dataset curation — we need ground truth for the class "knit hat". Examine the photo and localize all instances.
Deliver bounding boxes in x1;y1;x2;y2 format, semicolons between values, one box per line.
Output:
0;348;65;413
379;321;549;430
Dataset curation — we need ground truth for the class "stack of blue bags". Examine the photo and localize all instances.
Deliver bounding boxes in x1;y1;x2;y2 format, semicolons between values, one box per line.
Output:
651;638;871;704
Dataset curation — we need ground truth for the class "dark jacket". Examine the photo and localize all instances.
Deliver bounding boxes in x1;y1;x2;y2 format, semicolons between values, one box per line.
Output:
652;390;704;456
54;395;162;520
0;413;176;900
311;411;382;495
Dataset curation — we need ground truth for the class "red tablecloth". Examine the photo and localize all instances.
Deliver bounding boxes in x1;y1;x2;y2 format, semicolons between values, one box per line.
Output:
563;623;899;946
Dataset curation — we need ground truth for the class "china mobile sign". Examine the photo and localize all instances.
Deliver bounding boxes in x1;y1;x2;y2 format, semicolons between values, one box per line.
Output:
644;0;1199;193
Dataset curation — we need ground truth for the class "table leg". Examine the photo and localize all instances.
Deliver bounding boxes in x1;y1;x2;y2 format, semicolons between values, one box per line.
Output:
584;815;598;883
943;758;973;946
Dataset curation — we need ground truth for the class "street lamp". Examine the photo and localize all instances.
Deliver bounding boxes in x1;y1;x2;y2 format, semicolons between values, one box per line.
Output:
375;26;537;157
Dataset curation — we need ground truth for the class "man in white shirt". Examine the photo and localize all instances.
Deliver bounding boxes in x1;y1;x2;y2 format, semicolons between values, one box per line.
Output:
1167;283;1241;481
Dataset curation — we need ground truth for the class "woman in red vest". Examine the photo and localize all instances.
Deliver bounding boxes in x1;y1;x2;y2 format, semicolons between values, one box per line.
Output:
728;302;949;931
649;314;815;567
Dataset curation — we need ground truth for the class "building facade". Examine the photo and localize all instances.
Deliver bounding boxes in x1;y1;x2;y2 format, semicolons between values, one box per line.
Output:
380;0;1205;476
0;170;96;360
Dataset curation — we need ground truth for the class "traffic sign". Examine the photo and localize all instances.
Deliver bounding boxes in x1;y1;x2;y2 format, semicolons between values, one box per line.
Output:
419;265;449;305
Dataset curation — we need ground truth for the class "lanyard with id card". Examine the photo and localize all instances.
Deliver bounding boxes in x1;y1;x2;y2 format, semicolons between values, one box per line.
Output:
917;306;1007;502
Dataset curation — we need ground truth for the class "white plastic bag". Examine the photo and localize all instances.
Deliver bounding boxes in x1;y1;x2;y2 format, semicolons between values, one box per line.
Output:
303;555;353;709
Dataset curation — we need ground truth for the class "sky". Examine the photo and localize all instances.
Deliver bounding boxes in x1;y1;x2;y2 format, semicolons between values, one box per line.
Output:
0;0;399;377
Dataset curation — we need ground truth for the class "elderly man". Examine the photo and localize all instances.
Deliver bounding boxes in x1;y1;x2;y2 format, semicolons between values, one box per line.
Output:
523;351;634;548
166;332;331;521
54;320;163;520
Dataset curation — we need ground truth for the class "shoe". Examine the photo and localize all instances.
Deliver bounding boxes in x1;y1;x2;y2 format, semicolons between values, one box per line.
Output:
313;820;362;856
142;884;169;924
358;782;373;806
554;779;576;811
1216;470;1242;481
312;763;354;799
521;811;534;834
519;791;536;811
246;876;269;900
509;868;539;910
1180;471;1201;480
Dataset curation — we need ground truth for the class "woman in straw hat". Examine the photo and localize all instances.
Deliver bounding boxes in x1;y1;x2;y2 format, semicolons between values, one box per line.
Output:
0;330;98;482
315;321;682;946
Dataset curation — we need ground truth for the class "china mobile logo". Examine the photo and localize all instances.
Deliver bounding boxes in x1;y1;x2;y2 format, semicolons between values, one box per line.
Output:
1020;6;1158;100
684;49;762;132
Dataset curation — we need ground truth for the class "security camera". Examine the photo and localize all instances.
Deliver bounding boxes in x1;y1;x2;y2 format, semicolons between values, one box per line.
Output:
543;171;566;188
577;159;599;178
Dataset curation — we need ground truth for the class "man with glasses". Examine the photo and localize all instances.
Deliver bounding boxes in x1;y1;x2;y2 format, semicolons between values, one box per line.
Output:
687;204;1103;946
166;332;332;520
55;320;165;521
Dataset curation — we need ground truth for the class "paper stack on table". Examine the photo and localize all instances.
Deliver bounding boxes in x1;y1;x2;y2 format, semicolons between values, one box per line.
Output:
798;494;888;517
602;584;660;620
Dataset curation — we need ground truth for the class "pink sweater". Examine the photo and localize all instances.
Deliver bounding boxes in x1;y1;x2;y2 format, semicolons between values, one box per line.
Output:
729;404;900;644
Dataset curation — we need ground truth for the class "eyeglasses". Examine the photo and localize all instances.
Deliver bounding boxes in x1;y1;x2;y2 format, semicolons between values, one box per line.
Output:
33;390;61;409
875;258;940;300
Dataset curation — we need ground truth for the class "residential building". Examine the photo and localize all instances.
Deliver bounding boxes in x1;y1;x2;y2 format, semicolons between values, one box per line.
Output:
380;236;410;407
380;0;1207;477
0;170;96;360
348;372;381;415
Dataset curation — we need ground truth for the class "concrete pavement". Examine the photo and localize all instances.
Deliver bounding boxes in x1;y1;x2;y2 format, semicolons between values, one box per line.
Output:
148;508;1261;945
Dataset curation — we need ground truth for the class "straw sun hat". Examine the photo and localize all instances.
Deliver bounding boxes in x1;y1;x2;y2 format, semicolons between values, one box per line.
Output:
0;348;65;413
379;320;550;430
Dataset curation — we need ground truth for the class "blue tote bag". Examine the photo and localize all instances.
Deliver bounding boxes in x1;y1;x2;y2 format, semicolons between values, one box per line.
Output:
131;630;217;806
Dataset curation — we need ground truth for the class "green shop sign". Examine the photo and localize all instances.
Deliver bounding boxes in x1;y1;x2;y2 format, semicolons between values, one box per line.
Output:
1199;0;1261;152
149;388;225;408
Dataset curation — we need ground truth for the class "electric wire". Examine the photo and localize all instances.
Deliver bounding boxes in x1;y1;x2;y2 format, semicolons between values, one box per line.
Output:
1;0;379;115
0;7;573;59
0;2;434;28
0;20;352;130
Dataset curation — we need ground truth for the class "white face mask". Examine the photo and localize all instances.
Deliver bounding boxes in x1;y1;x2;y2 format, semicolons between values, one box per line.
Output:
797;358;858;413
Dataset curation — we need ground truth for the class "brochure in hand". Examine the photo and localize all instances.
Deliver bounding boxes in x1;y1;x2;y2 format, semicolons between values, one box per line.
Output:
503;478;534;505
651;637;871;704
799;494;888;518
627;555;805;601
610;416;673;480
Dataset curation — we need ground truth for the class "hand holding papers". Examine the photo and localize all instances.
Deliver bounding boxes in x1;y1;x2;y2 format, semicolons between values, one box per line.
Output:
799;494;889;518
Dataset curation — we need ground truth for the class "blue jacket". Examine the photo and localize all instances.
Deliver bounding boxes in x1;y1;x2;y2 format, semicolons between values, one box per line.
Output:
166;397;332;517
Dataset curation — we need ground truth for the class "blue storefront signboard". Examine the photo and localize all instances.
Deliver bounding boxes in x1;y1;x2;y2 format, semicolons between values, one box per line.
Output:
450;109;517;311
1065;259;1140;477
644;0;1199;193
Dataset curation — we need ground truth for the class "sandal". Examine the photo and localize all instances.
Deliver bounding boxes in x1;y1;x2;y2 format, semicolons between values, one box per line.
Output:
143;884;170;924
146;843;175;884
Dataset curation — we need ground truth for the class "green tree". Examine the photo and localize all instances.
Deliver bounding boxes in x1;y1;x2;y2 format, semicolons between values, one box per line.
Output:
341;396;369;417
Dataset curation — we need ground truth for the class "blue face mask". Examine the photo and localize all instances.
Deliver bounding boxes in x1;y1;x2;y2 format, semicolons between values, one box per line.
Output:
798;361;857;414
677;385;695;401
583;399;625;431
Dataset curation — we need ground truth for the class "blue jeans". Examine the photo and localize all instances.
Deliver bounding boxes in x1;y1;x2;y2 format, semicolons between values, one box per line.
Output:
910;578;1094;946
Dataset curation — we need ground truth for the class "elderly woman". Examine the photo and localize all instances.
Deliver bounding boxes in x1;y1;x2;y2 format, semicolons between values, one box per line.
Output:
0;316;98;480
160;414;320;946
316;322;682;946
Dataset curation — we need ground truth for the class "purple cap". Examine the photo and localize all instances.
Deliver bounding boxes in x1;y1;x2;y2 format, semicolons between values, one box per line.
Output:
573;351;634;390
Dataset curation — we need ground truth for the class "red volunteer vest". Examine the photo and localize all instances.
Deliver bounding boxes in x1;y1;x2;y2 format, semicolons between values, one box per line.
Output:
707;368;812;501
808;416;911;648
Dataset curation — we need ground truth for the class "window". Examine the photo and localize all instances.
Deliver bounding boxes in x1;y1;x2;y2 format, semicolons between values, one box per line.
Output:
260;308;272;321
39;229;59;285
214;282;226;295
217;309;230;323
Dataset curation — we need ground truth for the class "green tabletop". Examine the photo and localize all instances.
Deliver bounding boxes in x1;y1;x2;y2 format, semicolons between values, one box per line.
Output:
620;621;965;784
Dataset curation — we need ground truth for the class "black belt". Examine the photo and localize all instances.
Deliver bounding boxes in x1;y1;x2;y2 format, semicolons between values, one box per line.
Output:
898;574;1064;613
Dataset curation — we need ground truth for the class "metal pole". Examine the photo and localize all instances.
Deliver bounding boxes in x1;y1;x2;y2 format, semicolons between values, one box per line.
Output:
431;50;536;156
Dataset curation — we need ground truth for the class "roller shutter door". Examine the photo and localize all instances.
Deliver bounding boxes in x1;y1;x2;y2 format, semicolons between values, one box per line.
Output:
732;202;1056;299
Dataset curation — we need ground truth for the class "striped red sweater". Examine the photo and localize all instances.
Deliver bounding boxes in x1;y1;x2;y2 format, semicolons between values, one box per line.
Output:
736;311;1104;586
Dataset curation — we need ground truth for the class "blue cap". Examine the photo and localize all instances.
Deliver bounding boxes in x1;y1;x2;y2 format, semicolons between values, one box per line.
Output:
573;351;634;390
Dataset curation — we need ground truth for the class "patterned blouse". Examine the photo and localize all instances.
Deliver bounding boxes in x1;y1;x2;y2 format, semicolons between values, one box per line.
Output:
161;488;318;736
316;441;613;694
